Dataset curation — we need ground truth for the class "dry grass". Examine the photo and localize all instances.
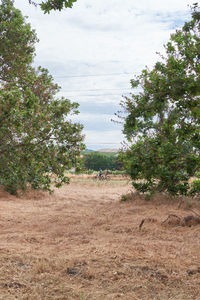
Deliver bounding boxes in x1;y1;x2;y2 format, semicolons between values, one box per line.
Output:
0;182;200;299
67;173;131;183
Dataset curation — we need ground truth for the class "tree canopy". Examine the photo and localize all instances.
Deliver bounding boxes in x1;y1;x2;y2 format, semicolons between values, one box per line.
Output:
120;4;200;197
83;152;120;171
0;0;84;194
28;0;77;13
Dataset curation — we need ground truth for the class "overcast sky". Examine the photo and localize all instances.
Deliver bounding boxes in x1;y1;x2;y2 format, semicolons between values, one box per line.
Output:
15;0;195;150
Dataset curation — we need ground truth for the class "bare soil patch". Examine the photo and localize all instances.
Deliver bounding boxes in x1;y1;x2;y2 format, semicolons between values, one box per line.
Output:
0;181;200;299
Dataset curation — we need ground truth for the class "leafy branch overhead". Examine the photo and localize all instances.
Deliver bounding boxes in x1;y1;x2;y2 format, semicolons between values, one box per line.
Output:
0;0;84;194
28;0;77;13
120;4;200;197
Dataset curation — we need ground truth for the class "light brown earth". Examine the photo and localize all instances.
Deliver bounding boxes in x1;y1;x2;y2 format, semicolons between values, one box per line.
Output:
0;176;200;300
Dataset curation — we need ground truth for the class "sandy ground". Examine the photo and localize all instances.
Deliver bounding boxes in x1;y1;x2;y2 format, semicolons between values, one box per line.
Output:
0;178;200;300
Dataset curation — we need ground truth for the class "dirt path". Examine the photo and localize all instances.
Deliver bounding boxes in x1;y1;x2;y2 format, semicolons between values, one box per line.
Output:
0;180;200;299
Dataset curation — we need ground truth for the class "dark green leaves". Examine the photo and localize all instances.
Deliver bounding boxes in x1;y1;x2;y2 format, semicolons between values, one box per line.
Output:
38;0;77;13
0;0;84;194
0;0;38;81
120;4;200;197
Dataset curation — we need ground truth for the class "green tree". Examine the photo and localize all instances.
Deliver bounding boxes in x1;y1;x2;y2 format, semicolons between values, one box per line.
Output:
0;0;84;194
120;4;200;197
83;152;117;171
28;0;77;13
1;0;38;81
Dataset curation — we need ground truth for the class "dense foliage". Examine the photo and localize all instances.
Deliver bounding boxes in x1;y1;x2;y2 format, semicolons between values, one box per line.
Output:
0;0;84;194
120;4;200;197
83;152;120;171
28;0;77;13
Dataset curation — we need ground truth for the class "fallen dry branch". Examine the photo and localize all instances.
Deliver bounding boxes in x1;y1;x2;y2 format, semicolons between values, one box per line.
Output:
161;214;181;225
177;199;184;209
161;214;200;226
139;219;145;230
188;208;200;218
182;215;200;226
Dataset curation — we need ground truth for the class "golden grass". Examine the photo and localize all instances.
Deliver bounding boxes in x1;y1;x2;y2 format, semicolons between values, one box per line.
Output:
67;173;131;182
0;181;200;299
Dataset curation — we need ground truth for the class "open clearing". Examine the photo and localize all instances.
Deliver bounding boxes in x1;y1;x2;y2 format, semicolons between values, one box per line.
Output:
0;177;200;300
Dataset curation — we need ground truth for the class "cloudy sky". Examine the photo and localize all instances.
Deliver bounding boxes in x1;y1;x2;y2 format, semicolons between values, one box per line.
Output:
15;0;195;150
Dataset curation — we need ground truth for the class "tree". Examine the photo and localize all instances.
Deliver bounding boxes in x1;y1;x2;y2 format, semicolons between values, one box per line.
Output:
83;152;118;171
120;4;200;197
28;0;77;13
1;0;38;81
0;0;84;194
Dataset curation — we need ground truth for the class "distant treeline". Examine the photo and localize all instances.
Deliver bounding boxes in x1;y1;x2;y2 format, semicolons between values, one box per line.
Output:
82;152;122;171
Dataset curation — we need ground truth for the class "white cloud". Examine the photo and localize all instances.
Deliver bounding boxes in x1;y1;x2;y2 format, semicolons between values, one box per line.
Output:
83;129;124;150
14;0;195;149
71;112;122;131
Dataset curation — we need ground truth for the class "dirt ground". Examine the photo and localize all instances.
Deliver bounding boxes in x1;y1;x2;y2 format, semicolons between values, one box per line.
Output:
0;177;200;300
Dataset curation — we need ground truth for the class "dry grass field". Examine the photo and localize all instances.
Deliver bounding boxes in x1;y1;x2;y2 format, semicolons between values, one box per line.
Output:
0;176;200;300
